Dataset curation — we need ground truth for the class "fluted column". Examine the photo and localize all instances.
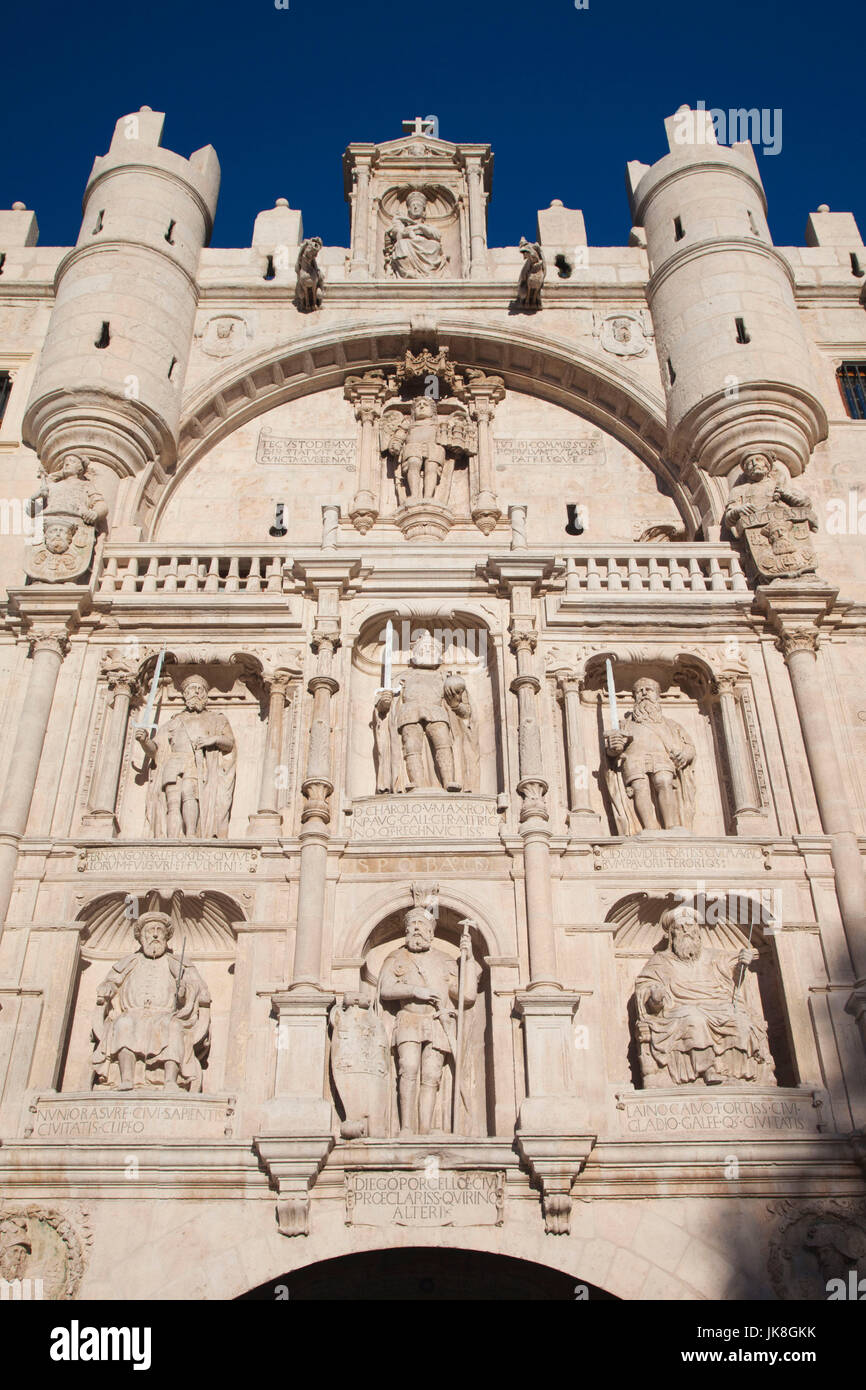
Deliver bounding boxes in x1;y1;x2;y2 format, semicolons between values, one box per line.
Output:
714;671;762;826
556;669;601;829
0;594;85;932
81;656;138;836
248;669;291;837
345;371;390;534
463;372;504;534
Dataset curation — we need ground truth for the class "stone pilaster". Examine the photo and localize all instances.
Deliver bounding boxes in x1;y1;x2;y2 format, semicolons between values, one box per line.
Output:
556;668;601;831
714;670;764;830
758;585;866;1050
247;668;292;838
0;587;91;932
346;147;375;279
80;655;138;837
344;370;391;534
463;372;504;535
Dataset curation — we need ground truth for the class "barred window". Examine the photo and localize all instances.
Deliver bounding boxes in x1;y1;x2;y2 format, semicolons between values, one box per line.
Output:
837;362;866;419
0;372;11;424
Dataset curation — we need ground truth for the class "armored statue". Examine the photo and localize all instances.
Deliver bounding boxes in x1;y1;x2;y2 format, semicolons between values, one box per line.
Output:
373;630;479;793
634;904;773;1087
379;904;479;1135
723;451;818;581
378;396;475;508
516;236;545;310
383;189;447;278
294;236;324;312
24;453;108;582
91;911;211;1092
604;676;696;832
135;673;237;839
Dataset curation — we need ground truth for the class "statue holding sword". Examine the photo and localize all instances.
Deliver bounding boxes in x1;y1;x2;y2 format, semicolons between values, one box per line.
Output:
379;900;480;1136
135;673;237;839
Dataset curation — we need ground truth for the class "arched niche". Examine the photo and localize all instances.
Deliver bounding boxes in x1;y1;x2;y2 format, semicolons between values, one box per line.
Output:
608;892;795;1089
121;322;717;538
330;899;497;1139
347;609;503;803
59;889;243;1095
579;653;729;836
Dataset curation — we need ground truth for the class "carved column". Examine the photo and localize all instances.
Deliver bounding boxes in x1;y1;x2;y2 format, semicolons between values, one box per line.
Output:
464;156;488;280
248;669;292;837
714;671;762;827
759;587;866;1050
463;373;504;535
556;669;601;829
0;588;90;934
81;656;138;837
294;630;338;986
345;371;390;535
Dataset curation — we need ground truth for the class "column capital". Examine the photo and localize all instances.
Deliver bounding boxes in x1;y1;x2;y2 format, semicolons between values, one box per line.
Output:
7;584;92;646
777;626;821;661
555;667;583;696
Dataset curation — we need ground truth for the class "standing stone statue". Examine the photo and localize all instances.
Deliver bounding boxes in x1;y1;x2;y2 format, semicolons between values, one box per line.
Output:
378;904;479;1135
24;453;108;583
383;189;447;278
91;911;211;1092
294;236;324;312
375;629;478;793
135;674;237;839
634;904;773;1087
378;396;475;510
604;676;696;832
723;451;818;581
516;237;545;310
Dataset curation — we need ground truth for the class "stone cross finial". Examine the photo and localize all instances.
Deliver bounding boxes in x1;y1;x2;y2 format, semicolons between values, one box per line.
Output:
402;115;439;138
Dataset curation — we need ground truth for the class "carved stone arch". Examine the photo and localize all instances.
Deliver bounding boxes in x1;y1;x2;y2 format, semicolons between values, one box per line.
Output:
335;882;506;963
124;319;706;537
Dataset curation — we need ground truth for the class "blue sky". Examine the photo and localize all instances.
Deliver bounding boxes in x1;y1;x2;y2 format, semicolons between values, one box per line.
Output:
3;0;861;252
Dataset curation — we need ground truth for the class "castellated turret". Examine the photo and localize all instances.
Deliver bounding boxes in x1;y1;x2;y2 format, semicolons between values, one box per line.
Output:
23;107;220;492
627;106;827;480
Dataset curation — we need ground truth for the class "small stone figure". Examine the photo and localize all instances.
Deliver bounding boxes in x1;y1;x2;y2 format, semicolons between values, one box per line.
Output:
723;451;818;581
516;237;545;310
378;396;475;508
604;676;696;832
383;190;447;279
91;911;211;1092
374;629;478;793
635;904;773;1087
295;236;324;312
24;453;108;583
379;904;479;1135
135;673;237;839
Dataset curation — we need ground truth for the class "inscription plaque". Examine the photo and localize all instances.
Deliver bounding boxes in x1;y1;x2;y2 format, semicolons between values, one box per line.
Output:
256;431;356;470
25;1093;236;1140
351;795;501;841
615;1087;825;1136
345;1169;505;1227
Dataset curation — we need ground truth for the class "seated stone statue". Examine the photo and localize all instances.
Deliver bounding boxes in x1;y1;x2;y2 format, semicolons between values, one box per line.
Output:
91;911;210;1092
634;904;773;1087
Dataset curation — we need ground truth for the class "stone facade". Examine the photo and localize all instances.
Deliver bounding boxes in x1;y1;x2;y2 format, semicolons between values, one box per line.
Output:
0;106;864;1300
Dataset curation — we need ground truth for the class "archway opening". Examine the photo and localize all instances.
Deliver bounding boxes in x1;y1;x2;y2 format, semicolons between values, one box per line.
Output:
238;1247;619;1301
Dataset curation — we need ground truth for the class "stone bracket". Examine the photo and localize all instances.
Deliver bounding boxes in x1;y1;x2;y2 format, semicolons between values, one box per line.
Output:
253;1135;335;1237
515;1132;597;1235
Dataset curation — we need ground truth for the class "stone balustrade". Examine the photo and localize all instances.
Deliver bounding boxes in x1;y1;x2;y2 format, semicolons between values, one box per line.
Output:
562;545;748;594
95;547;287;597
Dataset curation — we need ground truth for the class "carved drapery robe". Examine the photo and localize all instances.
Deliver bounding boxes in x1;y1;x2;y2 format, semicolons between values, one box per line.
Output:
91;950;211;1091
635;945;772;1085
